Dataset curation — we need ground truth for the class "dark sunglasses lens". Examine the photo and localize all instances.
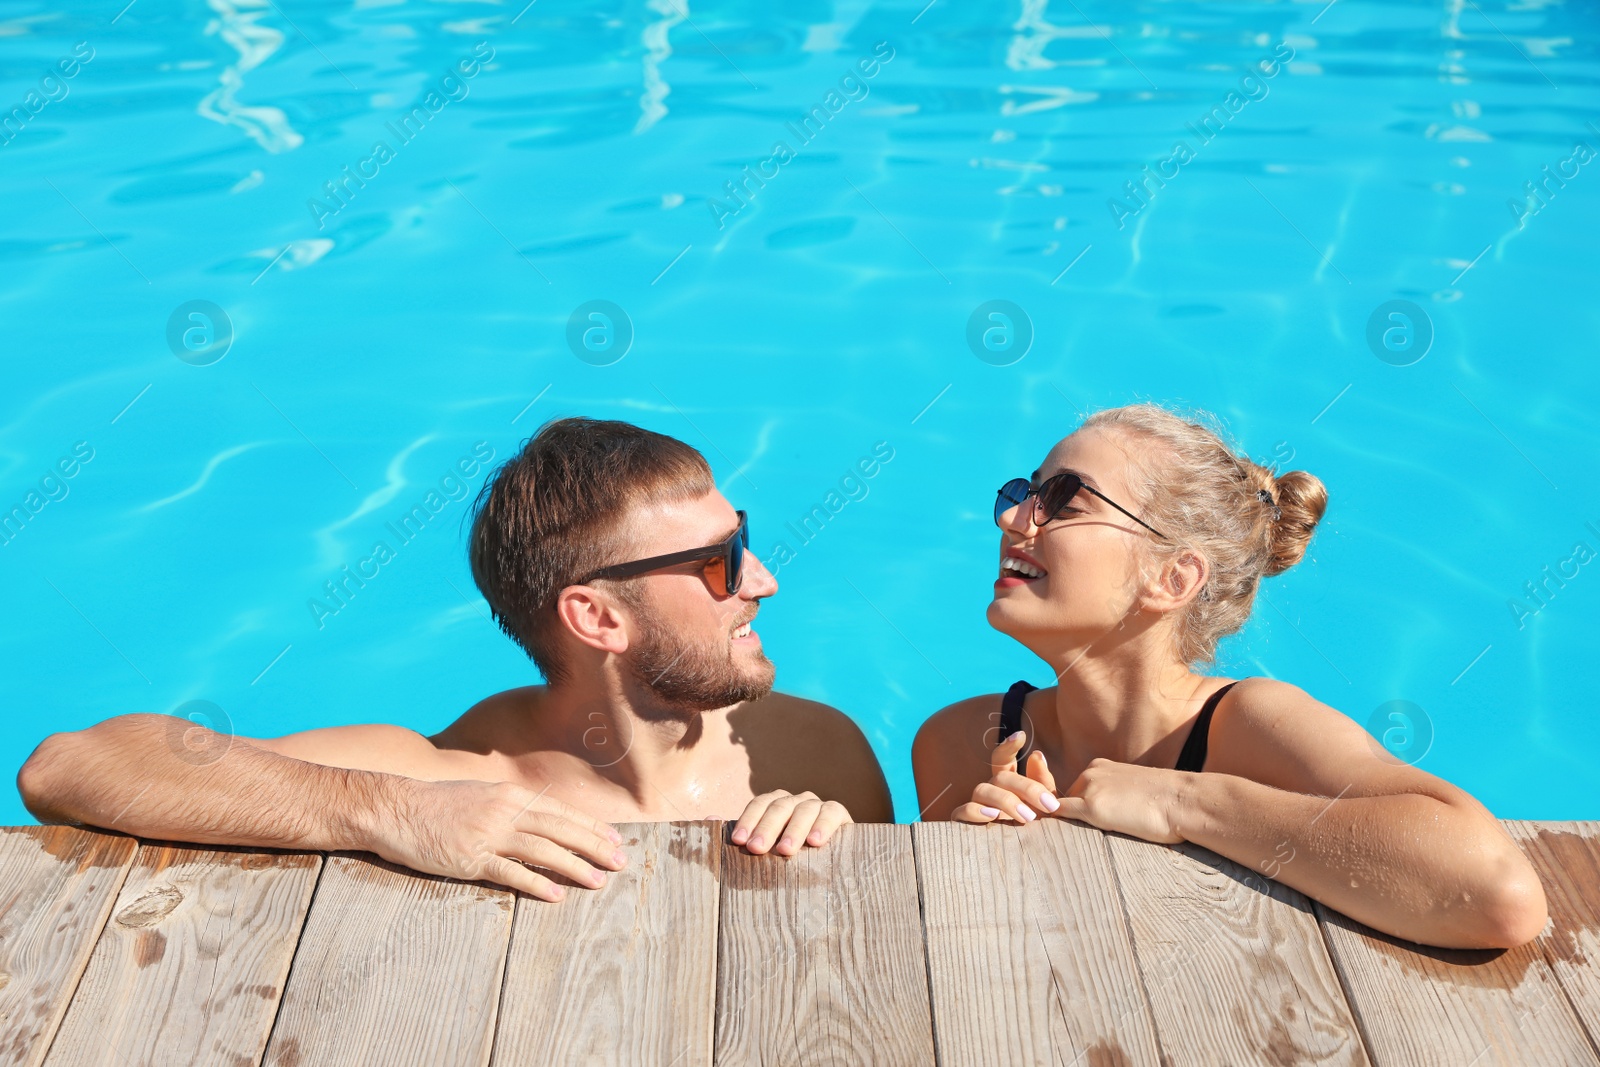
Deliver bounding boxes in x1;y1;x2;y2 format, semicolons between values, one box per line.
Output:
995;478;1031;524
726;540;744;594
1039;473;1083;520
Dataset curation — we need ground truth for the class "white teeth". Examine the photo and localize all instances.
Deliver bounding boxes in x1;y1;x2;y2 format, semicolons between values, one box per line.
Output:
733;623;752;638
1001;557;1046;579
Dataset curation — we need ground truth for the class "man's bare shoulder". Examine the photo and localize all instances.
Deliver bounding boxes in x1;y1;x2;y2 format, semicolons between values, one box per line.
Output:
728;691;894;822
246;687;542;781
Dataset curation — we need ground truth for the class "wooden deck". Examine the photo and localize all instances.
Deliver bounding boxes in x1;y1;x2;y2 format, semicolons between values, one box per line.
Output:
2;821;1598;1066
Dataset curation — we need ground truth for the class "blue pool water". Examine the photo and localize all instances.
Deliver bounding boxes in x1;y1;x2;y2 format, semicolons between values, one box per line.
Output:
2;0;1597;827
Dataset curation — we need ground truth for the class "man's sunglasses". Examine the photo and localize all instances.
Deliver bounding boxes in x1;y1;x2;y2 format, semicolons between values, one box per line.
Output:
579;511;749;597
994;473;1169;541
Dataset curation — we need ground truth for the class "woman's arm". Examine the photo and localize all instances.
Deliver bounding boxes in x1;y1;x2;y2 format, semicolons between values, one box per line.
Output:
1171;770;1544;949
955;678;1548;950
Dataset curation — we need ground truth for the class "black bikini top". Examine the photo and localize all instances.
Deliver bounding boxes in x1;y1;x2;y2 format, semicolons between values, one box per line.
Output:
997;679;1242;774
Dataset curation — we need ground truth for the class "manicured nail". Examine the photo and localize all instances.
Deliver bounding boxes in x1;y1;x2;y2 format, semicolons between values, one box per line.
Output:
978;805;1001;818
1017;805;1036;822
1039;793;1059;813
1005;731;1025;744
1038;753;1049;769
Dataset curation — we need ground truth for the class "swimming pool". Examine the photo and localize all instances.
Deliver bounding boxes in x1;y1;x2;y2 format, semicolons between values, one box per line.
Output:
2;0;1596;826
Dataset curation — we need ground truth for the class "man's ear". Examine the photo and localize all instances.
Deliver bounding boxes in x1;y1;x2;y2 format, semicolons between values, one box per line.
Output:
1141;549;1209;614
554;585;632;655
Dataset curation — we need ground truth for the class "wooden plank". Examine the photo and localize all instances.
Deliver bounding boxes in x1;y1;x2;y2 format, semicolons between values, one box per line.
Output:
490;821;719;1067
714;823;935;1065
1494;822;1600;1058
1314;819;1599;1067
1316;909;1594;1065
0;826;136;1067
914;821;1161;1066
42;842;320;1067
261;851;514;1067
1107;833;1369;1066
1507;821;1600;1048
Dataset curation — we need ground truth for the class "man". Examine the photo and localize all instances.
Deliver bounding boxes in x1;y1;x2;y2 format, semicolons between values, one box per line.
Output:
19;418;893;902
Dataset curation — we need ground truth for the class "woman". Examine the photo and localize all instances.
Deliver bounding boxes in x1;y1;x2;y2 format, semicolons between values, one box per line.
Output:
912;403;1546;950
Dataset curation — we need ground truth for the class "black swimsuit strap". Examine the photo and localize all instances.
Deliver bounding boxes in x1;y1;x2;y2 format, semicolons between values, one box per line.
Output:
999;680;1038;772
1174;680;1241;774
999;677;1241;776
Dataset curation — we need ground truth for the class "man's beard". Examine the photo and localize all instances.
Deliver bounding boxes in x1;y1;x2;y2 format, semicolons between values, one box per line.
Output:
624;598;776;711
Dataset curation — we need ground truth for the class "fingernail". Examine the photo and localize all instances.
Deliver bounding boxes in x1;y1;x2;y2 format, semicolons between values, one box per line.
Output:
1039;793;1059;813
590;870;608;886
978;805;1001;818
747;834;765;851
612;850;628;867
1017;805;1036;822
731;827;749;843
807;829;823;844
778;836;795;852
1005;730;1025;743
607;829;622;844
1039;753;1049;769
549;886;566;900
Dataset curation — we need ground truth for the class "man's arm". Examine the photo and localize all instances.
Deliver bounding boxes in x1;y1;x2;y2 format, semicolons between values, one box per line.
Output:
16;714;627;902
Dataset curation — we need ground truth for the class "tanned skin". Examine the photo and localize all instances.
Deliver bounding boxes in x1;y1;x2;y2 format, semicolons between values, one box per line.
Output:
20;490;892;902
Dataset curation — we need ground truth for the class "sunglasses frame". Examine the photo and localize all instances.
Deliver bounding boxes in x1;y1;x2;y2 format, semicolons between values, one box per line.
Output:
995;473;1169;541
579;510;749;597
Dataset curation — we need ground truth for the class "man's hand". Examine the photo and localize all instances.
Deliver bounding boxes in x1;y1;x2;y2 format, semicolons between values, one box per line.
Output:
372;778;630;902
728;789;851;856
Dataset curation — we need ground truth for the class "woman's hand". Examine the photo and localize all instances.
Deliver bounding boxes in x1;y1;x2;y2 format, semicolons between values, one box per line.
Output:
953;731;1189;845
952;730;1062;824
730;789;852;856
1056;759;1187;844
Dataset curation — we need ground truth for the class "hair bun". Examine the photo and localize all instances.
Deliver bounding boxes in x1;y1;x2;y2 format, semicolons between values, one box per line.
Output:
1261;469;1328;576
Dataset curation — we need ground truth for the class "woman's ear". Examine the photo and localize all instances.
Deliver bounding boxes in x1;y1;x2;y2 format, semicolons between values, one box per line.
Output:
554;585;631;655
1144;550;1208;613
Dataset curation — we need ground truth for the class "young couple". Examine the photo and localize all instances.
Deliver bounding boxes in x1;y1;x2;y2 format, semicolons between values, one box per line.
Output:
19;407;1547;949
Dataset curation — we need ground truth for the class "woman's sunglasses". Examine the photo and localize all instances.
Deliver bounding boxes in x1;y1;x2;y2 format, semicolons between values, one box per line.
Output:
579;511;749;597
994;473;1168;541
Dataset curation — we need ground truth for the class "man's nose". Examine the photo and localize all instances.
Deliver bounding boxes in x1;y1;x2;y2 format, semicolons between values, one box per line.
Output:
740;548;777;598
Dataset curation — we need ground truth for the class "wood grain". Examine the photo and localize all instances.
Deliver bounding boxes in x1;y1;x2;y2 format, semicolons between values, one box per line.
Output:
1319;819;1600;1067
1316;902;1595;1066
714;823;935;1066
1107;834;1369;1066
261;851;514;1067
0;826;136;1067
914;820;1161;1066
1505;821;1600;1053
41;842;320;1067
490;821;719;1067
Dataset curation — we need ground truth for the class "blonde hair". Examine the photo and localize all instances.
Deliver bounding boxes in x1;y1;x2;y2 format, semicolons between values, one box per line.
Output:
1078;403;1327;666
